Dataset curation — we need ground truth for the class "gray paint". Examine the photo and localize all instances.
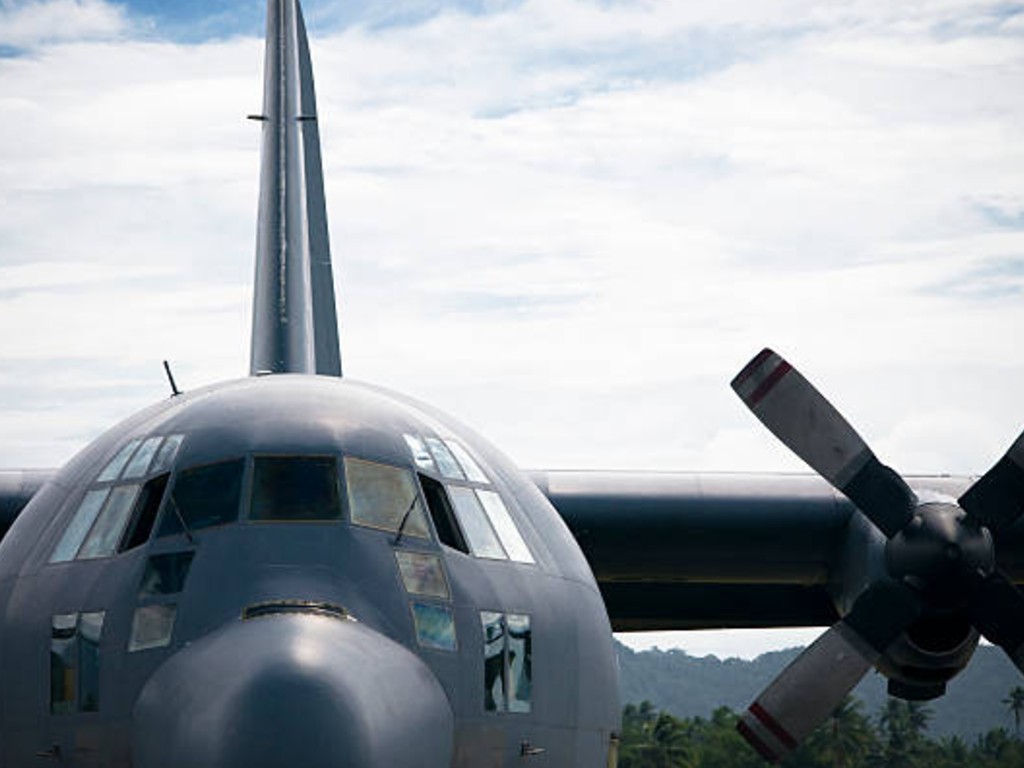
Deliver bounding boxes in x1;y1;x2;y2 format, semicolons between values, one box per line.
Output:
250;0;341;377
0;0;1021;764
0;377;620;766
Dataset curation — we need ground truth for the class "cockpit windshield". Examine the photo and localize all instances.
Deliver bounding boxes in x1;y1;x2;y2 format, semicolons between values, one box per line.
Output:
251;456;341;521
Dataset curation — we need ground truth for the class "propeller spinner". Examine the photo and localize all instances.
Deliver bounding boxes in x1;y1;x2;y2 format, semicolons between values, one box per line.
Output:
731;348;1024;763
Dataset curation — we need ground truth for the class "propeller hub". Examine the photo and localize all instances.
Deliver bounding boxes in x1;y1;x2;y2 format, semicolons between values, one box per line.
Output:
885;502;994;602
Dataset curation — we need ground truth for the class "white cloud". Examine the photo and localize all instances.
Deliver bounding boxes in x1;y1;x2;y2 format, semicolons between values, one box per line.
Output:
0;0;128;48
1;0;1023;657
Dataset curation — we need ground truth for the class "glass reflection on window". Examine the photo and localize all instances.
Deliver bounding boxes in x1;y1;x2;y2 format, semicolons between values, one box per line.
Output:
481;611;532;714
96;438;142;482
149;434;184;475
251;456;341;521
481;611;506;712
426;438;465;480
446;440;489;483
506;614;532;713
139;552;195;597
411;602;457;651
50;613;77;714
404;435;436;471
345;458;430;538
49;611;106;714
476;490;534;564
50;489;109;563
77;484;140;559
395;551;450;599
122;436;163;479
129;604;177;652
78;611;104;712
449;487;506;559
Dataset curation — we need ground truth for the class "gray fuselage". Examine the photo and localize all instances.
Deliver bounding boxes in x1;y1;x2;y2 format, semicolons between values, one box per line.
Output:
0;375;621;767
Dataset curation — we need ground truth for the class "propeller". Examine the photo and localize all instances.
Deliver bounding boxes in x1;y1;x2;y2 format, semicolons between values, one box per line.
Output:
731;348;1024;763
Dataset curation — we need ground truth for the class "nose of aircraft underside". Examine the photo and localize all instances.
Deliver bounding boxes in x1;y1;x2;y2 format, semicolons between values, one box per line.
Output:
131;612;454;768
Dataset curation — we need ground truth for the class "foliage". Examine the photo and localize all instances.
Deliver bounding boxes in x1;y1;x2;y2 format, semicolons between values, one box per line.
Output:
1005;686;1024;739
618;690;1024;768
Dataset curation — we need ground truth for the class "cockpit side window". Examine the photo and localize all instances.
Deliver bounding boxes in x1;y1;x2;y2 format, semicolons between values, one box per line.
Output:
49;433;185;562
157;458;244;537
418;474;469;554
403;433;537;565
120;473;170;551
250;456;341;521
448;487;506;560
77;485;140;559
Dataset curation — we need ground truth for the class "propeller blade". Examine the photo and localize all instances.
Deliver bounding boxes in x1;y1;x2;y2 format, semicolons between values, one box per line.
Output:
732;349;915;537
737;580;920;763
968;570;1024;674
958;432;1024;531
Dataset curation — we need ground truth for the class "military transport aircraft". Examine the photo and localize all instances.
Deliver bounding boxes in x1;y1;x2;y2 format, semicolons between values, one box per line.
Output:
1;1;1023;766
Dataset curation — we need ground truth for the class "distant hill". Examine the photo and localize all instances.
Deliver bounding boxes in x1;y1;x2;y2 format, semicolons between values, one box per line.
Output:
616;641;1022;739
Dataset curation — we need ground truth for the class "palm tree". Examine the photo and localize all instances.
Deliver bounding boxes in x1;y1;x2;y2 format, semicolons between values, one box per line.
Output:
1004;686;1024;739
820;696;876;768
879;698;932;768
642;712;693;768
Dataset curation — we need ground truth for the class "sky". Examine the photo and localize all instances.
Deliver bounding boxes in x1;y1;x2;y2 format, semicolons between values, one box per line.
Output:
0;0;1022;659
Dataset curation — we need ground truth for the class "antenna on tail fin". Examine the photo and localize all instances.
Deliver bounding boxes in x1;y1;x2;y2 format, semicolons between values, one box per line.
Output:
250;0;342;377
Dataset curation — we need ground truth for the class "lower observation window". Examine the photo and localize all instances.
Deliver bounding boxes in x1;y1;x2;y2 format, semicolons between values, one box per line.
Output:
50;611;105;714
128;604;176;652
481;611;531;713
411;602;457;651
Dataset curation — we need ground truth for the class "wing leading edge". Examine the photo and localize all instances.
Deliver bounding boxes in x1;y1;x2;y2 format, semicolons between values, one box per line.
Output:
533;470;1024;630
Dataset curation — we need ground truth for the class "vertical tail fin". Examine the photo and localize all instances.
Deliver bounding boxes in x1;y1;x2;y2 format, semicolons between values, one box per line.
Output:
250;0;342;377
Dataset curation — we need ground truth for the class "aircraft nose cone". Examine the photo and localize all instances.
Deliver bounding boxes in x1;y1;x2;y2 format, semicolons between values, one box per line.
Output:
132;613;453;768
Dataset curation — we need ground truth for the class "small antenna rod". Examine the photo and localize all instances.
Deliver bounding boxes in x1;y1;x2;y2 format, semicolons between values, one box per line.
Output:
163;360;181;397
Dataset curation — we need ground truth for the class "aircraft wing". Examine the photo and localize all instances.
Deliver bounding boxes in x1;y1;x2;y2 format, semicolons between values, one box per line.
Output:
533;470;1024;631
0;470;54;540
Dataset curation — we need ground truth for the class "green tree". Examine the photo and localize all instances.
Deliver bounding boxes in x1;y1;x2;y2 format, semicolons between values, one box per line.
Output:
877;698;932;768
620;704;692;768
1005;686;1024;739
794;696;877;768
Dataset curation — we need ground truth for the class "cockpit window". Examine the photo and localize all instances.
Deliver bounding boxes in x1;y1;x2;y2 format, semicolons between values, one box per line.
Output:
121;473;170;551
251;456;341;521
96;438;142;482
149;434;184;475
51;489;110;563
448;487;506;559
445;440;488;483
49;433;184;562
77;484;140;559
157;458;244;537
122;436;163;480
425;438;465;480
404;435;436;471
418;474;469;554
476;490;534;564
345;458;430;538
